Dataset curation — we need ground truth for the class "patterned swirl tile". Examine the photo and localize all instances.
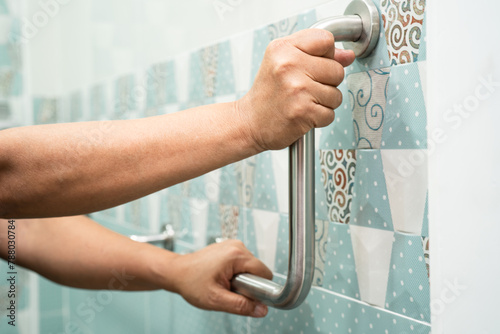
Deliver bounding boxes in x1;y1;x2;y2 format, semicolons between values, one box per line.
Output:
219;204;239;240
381;0;426;65
347;68;391;149
319;149;356;224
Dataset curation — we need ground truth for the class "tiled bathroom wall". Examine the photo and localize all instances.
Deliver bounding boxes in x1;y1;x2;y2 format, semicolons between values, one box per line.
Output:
12;0;430;333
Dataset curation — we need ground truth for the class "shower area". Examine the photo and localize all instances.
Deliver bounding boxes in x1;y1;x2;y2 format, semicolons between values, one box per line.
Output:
1;0;499;333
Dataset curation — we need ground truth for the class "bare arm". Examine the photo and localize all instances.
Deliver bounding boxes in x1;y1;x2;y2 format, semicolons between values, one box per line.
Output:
0;216;273;317
0;30;355;218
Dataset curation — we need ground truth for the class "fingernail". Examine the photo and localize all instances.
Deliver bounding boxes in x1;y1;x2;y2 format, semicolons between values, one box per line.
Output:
252;304;267;317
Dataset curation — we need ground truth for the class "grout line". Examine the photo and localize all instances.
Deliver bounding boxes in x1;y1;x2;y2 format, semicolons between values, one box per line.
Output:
273;273;431;328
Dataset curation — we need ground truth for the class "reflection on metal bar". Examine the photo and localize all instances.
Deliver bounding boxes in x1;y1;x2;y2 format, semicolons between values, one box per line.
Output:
130;224;176;251
231;0;380;309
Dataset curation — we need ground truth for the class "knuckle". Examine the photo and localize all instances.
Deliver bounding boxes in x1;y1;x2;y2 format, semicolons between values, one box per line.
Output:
206;289;221;309
234;297;251;315
312;28;335;44
286;78;308;97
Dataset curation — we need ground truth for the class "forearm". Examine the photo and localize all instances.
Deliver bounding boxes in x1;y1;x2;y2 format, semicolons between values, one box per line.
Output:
0;216;181;291
0;102;259;218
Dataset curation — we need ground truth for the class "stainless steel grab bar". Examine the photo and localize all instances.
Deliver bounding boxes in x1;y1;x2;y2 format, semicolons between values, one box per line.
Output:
231;0;380;309
130;224;177;251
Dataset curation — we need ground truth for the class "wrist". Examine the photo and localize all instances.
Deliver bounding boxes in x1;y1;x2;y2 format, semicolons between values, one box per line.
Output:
233;99;266;155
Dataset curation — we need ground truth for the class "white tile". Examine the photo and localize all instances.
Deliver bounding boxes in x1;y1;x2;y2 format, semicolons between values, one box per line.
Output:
189;198;209;250
350;225;393;307
252;209;280;271
382;149;428;234
271;148;289;214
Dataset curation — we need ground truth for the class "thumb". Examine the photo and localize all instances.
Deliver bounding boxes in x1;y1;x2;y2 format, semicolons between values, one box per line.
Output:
214;289;269;318
286;28;336;58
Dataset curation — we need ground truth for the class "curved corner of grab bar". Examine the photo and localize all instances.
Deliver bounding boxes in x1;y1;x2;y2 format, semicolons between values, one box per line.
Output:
231;130;316;309
231;0;380;309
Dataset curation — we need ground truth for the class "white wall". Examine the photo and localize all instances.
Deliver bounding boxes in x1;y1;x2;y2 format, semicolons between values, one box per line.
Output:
428;0;500;332
25;0;336;95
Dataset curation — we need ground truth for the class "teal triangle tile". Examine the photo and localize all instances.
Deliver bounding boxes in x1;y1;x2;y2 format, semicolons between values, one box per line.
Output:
178;197;193;244
323;222;360;299
298;10;317;30
313;219;329;287
206;202;221;244
274;213;289;276
188;50;205;101
252;151;278;211
164;60;177;104
114;75;135;118
385;232;431;323
219;164;239;206
319;83;356;150
188;175;206;200
249;10;316;86
215;40;235;96
238;208;258;256
146;61;177;106
315;150;329;221
351;150;394;231
422;191;429;237
382;62;427;149
345;0;391;75
247;287;430;334
70;92;83;122
419;11;427;61
0;45;12;67
89;84;106;120
0;0;8;14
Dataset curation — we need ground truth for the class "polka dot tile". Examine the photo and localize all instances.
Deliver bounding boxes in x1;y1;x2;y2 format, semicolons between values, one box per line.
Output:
323;222;360;299
382;62;427;149
315;150;330;221
350;150;394;231
239;207;258;256
421;191;429;237
252;151;279;212
245;288;430;334
385;232;430;322
274;213;289;276
219;163;240;206
250;10;316;85
313;219;329;287
215;40;236;96
319;83;356;149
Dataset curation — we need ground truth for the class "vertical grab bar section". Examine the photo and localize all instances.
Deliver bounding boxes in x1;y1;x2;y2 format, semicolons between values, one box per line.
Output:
231;0;379;309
